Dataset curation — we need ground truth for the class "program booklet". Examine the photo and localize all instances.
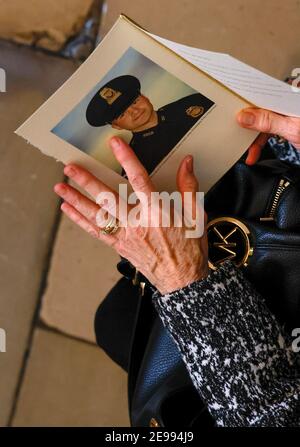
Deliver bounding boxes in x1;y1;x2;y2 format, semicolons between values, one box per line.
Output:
16;14;300;193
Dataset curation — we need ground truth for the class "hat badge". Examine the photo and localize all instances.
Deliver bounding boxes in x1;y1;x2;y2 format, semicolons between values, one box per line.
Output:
99;87;122;105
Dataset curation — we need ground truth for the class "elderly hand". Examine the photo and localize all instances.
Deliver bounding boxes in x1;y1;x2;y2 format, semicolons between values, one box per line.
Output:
236;107;300;165
53;137;208;295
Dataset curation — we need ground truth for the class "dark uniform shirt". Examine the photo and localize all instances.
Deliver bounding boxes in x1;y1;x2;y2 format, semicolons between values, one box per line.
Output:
126;93;214;175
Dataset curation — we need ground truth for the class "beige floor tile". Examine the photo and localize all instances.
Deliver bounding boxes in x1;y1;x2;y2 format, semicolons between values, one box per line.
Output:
12;328;130;427
0;40;77;426
0;0;95;51
100;0;300;80
40;214;121;343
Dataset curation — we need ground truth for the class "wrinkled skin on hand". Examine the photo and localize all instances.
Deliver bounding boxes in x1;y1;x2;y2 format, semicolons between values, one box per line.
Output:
54;137;208;295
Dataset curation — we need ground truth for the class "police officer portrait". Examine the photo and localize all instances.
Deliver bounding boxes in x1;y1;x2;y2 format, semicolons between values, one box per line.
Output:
52;47;215;176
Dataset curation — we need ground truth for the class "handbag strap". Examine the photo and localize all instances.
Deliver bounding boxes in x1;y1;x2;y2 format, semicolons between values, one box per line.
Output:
121;262;156;424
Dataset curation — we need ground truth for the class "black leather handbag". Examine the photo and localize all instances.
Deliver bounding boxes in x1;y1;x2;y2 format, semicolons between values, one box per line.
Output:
118;150;300;427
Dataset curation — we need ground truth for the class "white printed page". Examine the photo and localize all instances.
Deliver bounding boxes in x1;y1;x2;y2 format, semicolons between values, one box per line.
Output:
148;33;300;117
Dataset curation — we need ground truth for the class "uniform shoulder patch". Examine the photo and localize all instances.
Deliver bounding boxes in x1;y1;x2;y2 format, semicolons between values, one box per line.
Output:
185;105;204;118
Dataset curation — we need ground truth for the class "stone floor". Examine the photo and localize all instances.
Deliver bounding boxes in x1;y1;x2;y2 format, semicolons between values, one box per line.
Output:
0;0;95;51
12;329;129;427
0;0;299;427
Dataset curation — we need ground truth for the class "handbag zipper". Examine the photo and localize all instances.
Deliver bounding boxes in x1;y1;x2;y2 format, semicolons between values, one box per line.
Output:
260;178;290;222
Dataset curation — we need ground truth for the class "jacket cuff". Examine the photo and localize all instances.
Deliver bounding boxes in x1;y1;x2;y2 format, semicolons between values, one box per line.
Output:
152;260;247;303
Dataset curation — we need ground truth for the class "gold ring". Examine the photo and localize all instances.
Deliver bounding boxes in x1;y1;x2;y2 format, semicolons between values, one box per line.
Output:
100;216;119;235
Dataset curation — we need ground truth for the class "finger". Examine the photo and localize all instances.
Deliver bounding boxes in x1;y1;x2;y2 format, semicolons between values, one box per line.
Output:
63;164;116;203
60;202;118;247
54;183;100;225
245;133;269;165
109;137;155;197
236;107;300;145
63;164;129;223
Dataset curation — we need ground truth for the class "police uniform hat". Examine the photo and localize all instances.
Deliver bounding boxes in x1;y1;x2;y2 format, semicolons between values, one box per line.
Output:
86;75;141;127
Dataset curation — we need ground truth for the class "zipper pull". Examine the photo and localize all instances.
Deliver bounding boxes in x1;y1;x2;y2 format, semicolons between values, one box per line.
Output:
260;178;290;222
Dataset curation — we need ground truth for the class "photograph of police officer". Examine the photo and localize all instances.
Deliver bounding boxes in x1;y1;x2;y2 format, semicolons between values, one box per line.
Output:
86;75;214;175
51;47;215;176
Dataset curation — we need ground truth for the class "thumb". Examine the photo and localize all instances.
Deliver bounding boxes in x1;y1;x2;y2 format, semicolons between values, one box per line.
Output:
236;107;298;143
176;155;206;226
176;155;199;195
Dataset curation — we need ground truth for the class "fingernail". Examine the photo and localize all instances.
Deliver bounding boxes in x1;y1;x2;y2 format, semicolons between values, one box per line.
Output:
186;156;193;173
238;111;255;126
65;166;76;177
60;202;67;211
54;183;66;194
110;137;122;149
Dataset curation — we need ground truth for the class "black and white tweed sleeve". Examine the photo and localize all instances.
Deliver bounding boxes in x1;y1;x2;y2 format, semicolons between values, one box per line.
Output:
269;137;300;165
152;261;300;427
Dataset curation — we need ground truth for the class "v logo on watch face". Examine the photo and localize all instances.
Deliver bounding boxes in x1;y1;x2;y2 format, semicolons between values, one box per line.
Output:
207;217;253;269
211;225;238;261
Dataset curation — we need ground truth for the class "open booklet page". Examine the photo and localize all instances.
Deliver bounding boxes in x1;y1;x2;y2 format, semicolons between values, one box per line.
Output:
149;33;300;118
16;15;267;194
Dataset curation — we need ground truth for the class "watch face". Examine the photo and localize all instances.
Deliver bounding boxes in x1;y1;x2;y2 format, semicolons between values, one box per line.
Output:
207;217;252;269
